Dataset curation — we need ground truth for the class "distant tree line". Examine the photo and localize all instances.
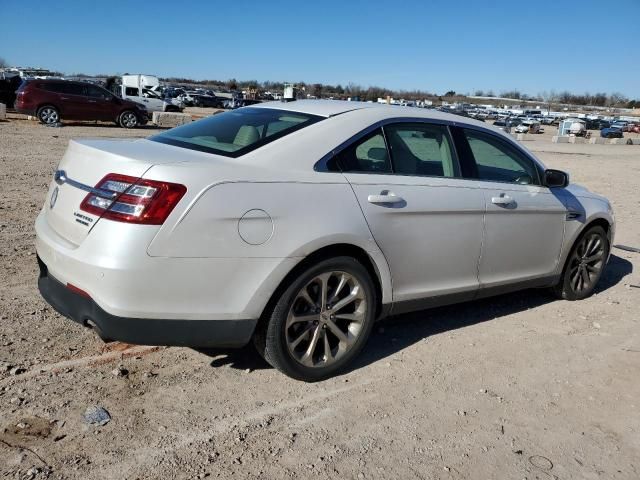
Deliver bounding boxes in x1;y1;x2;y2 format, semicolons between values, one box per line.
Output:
473;88;637;109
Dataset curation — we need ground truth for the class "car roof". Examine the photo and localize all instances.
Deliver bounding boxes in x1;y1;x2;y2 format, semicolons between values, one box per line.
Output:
251;99;383;117
250;99;491;126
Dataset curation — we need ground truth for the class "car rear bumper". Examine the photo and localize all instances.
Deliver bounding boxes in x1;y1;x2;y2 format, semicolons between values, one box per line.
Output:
37;256;257;347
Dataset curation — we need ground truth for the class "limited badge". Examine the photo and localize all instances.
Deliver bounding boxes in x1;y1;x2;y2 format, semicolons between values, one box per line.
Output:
50;186;59;209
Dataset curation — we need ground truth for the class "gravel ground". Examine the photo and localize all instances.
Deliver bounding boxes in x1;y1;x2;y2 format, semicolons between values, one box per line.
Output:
0;114;639;480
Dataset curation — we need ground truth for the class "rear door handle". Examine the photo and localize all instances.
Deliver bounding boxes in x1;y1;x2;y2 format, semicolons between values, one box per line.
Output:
367;192;404;205
491;194;514;206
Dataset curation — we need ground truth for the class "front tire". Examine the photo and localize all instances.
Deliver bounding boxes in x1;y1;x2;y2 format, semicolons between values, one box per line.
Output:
118;110;139;128
552;226;609;300
256;257;376;381
37;105;60;125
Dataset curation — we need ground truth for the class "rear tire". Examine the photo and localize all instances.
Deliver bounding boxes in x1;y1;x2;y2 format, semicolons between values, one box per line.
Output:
552;226;609;300
118;110;139;128
255;256;376;381
37;105;60;125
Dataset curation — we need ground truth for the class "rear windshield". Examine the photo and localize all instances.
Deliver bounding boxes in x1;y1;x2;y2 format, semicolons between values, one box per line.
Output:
150;107;323;157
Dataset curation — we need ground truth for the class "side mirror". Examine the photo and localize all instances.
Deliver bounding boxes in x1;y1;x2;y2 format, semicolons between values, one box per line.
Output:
544;169;569;188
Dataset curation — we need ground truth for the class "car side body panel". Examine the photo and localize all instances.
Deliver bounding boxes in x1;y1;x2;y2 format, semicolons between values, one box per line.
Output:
344;174;485;302
475;182;567;288
33;101;615;352
144;168;394;309
553;186;615;276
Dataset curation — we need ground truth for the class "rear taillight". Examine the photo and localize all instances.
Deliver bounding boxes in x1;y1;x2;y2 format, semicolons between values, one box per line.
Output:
80;173;186;225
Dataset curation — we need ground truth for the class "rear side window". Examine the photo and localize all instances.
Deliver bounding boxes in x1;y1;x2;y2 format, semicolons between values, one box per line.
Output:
462;129;540;185
125;87;140;96
333;128;392;174
384;123;456;177
41;82;84;95
150;107;322;158
61;83;84;95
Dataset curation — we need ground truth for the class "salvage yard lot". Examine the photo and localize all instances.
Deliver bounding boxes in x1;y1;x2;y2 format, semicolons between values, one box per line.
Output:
1;113;639;480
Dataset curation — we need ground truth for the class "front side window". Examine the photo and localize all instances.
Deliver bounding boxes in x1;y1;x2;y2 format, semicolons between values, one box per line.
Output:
463;129;540;185
150;108;322;158
86;85;110;99
125;87;140;96
333;128;392;174
384;123;456;177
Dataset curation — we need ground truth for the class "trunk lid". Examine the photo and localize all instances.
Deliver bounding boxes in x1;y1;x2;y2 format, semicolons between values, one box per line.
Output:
44;138;188;246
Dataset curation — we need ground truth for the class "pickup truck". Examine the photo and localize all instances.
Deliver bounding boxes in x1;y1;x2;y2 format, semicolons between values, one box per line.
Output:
108;74;184;113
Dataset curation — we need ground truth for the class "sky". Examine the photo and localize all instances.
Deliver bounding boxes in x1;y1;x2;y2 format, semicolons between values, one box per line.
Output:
1;0;638;98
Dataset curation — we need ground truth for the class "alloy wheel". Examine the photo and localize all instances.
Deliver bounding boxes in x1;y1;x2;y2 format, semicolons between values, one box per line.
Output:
568;232;605;294
39;107;59;124
286;271;367;368
121;112;138;128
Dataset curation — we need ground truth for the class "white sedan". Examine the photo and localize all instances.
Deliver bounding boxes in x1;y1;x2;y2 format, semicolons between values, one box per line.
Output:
36;100;614;381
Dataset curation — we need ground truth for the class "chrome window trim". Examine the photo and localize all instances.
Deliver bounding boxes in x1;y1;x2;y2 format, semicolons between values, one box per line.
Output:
314;116;547;185
313;117;545;182
382;122;462;179
458;125;544;186
315;117;459;173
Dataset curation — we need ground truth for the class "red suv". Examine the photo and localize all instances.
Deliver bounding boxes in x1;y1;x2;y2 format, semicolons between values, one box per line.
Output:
15;79;148;128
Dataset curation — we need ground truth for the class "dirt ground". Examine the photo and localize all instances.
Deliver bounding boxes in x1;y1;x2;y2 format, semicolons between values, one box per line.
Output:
0;113;639;480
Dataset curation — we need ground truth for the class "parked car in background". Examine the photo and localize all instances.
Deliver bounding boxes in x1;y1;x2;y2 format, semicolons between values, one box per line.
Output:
629;124;640;134
515;121;541;134
108;75;183;113
610;121;629;132
178;91;202;107
493;118;521;133
585;119;610;130
15;79;148;128
191;94;225;108
492;120;511;133
35;100;614;381
600;126;623;138
540;116;556;125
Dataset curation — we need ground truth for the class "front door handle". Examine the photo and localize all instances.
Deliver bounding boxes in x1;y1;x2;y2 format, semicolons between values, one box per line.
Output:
491;194;514;206
368;192;404;205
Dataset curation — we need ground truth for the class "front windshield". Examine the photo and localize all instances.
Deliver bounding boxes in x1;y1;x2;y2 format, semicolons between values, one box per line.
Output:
150;107;323;158
143;88;162;99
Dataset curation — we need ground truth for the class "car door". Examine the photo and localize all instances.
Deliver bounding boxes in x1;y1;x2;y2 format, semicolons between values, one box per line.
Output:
141;88;165;112
55;83;88;119
335;123;485;313
123;86;160;112
451;126;567;291
85;85;115;121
